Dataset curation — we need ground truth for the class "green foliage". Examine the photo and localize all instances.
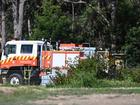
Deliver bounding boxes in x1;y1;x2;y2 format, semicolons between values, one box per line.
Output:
70;59;98;87
54;59;98;87
130;68;140;83
117;68;140;83
80;1;111;47
131;68;140;83
54;58;140;88
93;79;140;88
116;68;133;82
125;27;140;67
31;0;71;41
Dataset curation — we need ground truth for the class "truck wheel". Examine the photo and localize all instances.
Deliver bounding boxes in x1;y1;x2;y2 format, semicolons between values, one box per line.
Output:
8;73;23;85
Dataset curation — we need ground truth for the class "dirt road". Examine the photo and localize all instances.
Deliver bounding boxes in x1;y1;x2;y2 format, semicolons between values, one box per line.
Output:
31;94;140;105
1;87;140;105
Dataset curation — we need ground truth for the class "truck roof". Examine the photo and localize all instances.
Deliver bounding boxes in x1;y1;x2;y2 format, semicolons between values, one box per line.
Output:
6;40;44;45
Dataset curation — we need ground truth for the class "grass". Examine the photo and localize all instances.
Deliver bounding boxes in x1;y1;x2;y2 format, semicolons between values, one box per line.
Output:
0;86;140;105
54;79;140;88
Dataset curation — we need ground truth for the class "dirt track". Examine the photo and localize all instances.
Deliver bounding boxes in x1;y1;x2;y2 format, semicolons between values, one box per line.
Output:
31;94;140;105
0;87;140;105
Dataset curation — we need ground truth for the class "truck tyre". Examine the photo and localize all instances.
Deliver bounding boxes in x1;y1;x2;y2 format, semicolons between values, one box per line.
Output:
8;73;23;85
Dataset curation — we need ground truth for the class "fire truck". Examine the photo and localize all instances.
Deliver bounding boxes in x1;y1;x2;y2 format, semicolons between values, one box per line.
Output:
0;40;83;85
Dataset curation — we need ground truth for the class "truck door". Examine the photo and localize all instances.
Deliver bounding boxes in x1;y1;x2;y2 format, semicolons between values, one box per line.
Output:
42;42;52;69
37;45;42;68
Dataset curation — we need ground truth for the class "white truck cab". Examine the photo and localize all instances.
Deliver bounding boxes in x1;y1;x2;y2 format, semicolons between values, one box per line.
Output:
1;40;44;60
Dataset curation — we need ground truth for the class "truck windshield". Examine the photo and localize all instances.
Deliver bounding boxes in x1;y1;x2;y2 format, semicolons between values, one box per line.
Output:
4;44;16;55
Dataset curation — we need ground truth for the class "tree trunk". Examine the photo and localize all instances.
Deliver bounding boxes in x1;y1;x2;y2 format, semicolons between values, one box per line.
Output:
12;0;18;38
111;0;117;52
12;0;26;39
1;0;6;50
28;19;32;37
17;0;26;39
0;1;1;37
111;0;117;28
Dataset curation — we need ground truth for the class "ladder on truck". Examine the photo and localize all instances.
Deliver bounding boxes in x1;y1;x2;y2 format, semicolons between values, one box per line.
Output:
23;66;32;85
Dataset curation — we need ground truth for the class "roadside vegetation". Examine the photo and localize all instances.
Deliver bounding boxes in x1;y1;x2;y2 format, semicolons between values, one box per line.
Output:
54;58;140;88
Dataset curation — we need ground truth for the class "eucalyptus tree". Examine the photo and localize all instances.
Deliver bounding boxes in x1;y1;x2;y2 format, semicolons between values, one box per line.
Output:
24;0;43;38
1;0;43;42
0;0;6;49
11;0;27;39
79;0;117;49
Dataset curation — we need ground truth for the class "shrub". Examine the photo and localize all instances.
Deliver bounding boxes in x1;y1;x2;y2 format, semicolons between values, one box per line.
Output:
131;68;140;83
54;58;140;87
119;68;140;83
54;58;98;87
117;68;133;81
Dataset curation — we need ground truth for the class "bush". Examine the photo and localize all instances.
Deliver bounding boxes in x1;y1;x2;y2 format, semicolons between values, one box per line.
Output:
131;68;140;83
54;58;140;87
54;58;98;87
119;68;140;83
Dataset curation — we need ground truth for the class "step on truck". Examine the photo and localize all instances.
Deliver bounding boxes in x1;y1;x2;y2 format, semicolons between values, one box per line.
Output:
0;40;83;85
